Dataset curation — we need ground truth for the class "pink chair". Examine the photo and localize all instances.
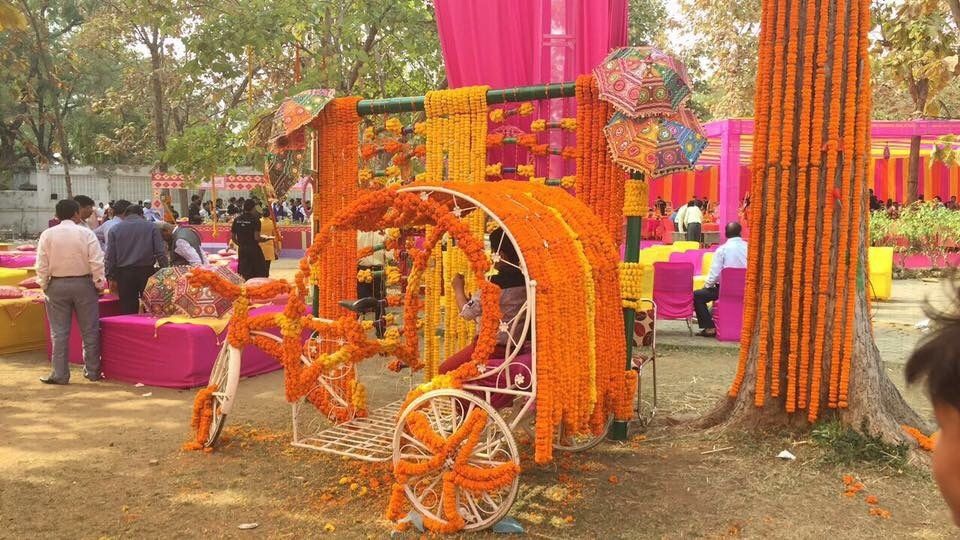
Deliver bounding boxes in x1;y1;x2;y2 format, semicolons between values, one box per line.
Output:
652;262;695;335
714;268;747;342
668;249;708;276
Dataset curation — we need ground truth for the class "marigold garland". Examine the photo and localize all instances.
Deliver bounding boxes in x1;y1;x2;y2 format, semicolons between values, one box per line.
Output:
574;75;626;247
901;425;937;451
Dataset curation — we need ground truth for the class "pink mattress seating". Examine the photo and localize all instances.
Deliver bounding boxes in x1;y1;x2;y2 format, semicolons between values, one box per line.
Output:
668;249;709;275
714;268;747;342
99;304;283;388
0;253;37;268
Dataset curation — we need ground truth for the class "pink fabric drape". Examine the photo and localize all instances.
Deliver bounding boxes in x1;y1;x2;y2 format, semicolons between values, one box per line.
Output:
435;0;627;177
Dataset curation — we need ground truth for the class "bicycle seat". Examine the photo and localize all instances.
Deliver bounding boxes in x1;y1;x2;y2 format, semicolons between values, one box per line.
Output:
339;297;378;313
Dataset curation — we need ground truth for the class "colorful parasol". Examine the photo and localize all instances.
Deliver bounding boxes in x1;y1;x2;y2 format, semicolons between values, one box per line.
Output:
270;88;336;151
603;109;708;178
141;265;243;318
593;47;693;119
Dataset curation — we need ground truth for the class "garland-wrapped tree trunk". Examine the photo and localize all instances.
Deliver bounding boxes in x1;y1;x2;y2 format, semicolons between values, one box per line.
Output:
700;0;926;440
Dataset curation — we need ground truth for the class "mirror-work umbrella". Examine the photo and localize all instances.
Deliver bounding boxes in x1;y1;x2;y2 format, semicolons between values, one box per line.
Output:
270;88;336;151
604;110;708;177
142;265;243;318
593;47;693;119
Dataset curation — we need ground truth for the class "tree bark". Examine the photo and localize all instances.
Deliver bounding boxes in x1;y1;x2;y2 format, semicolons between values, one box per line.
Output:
700;0;926;443
907;135;921;203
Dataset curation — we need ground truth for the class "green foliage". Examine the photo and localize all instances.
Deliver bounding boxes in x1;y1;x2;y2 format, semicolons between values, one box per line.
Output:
874;0;960;117
812;420;909;470
871;202;960;252
629;0;669;47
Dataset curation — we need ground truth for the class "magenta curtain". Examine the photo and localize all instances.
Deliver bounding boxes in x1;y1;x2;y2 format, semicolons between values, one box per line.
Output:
435;0;627;88
435;0;628;178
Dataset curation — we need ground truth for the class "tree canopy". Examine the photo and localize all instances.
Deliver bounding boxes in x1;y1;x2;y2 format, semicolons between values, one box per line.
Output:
1;0;959;179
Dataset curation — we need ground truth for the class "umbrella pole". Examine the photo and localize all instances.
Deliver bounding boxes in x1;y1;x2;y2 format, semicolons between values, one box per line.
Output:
610;171;645;442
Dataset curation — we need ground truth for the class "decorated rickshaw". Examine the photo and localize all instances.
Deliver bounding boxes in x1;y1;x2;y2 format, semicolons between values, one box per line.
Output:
183;49;703;533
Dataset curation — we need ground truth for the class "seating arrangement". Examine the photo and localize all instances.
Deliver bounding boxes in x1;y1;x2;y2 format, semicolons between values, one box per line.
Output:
694;251;714;290
714;268;747;342
652;262;695;335
868;246;894;301
99;304;284;388
671;241;701;253
668;249;708;276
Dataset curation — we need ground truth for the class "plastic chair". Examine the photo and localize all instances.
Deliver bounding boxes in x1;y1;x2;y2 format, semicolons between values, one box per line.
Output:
868;246;894;301
672;241;701;253
714;268;747;342
652;262;695;335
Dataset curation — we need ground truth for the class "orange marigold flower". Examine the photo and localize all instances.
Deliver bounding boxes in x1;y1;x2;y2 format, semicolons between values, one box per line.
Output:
842;475;854;486
517;133;538;147
360;144;377;159
486;133;505;147
530;144;549;156
382;140;402;154
865;495;879;505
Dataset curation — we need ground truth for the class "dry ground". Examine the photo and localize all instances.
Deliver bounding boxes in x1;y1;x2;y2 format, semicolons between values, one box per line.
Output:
1;267;957;539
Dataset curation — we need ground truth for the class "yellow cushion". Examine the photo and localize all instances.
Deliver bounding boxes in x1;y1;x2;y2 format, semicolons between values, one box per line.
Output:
0;268;31;287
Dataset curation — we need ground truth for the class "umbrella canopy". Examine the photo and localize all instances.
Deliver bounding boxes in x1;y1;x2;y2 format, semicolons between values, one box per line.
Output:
604;109;708;178
593;47;693;119
142;265;243;318
270;88;336;151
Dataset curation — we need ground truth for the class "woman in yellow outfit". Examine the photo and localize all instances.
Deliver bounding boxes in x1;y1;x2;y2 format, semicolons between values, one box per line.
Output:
259;210;280;276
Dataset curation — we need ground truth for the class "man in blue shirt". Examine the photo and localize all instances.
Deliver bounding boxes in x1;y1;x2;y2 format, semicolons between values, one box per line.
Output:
105;205;169;314
693;222;748;337
94;199;131;251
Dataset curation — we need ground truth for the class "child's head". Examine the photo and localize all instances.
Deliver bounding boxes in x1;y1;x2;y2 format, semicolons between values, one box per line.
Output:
906;282;960;525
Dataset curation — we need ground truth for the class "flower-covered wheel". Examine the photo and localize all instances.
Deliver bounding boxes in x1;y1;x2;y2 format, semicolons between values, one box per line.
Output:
204;341;241;448
553;415;612;453
391;390;521;533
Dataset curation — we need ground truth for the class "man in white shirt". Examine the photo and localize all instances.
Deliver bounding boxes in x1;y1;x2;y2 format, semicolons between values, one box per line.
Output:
36;199;107;384
158;222;208;266
693;222;748;337
675;202;689;233
682;200;704;243
357;230;396;338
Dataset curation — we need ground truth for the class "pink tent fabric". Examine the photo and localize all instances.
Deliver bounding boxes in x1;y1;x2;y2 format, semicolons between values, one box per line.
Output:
435;0;627;177
714;268;747;342
652;262;695;320
0;253;37;268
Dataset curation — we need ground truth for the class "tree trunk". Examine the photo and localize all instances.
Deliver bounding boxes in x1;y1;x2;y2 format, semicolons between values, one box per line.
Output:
700;0;927;441
907;135;921;203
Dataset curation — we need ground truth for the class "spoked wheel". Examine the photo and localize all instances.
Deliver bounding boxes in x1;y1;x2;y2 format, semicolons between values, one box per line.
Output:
292;332;358;441
553;415;613;452
393;390;521;532
204;341;240;448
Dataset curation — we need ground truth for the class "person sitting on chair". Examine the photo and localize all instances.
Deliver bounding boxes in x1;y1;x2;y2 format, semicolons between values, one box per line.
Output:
693;222;748;338
440;228;528;373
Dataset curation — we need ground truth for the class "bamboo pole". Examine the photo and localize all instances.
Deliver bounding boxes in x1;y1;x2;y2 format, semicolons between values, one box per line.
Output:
355;83;576;116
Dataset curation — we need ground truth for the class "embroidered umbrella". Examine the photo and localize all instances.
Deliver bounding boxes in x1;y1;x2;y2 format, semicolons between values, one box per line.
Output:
141;265;243;318
593;47;693;119
269;88;336;151
603;109;708;178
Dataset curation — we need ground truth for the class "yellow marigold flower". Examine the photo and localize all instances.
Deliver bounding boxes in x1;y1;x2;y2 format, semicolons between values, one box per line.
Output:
517;102;534;116
362;126;375;141
485;163;503;177
385;165;400;178
530;119;547;132
385;117;403;135
560;175;576;188
358;168;373;182
489;108;505;123
560;118;577;131
413;122;426;135
517;164;535;177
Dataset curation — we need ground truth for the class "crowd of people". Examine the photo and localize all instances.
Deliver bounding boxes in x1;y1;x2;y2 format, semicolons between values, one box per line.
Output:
870;189;960;217
35;193;285;384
